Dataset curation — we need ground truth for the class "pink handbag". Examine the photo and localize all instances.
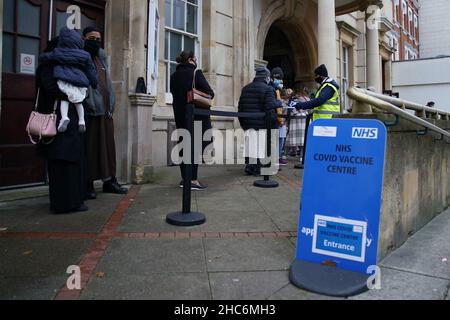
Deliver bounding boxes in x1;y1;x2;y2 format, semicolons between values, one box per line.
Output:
187;69;212;109
26;88;58;145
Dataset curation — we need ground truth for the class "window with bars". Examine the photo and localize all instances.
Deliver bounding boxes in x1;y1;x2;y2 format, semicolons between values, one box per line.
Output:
164;0;200;99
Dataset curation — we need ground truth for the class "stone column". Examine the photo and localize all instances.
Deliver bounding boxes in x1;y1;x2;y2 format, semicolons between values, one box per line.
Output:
105;0;131;182
366;10;382;92
106;0;155;183
318;0;337;78
129;94;156;184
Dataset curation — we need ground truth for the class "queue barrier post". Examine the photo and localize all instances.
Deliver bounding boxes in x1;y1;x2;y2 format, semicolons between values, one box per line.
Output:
296;113;313;170
166;104;206;227
254;110;279;189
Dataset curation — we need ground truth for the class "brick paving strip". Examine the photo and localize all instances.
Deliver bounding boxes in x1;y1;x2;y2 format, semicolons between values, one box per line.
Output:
0;232;97;239
53;186;141;300
0;231;297;240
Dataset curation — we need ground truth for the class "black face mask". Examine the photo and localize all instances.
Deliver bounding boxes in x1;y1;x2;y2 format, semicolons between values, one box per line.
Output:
315;76;323;84
84;40;101;56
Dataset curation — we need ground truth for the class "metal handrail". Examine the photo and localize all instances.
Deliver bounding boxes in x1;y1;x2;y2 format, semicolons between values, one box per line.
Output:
355;88;450;120
346;87;450;140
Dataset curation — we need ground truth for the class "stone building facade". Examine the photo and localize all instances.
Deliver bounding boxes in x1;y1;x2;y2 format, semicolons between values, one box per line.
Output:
0;0;397;188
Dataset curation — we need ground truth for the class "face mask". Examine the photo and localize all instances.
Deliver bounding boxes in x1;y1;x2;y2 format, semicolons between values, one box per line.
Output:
315;76;323;84
274;79;282;87
188;58;197;68
84;40;101;56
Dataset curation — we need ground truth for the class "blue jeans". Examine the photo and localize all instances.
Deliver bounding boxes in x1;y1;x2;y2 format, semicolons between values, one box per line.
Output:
279;138;286;159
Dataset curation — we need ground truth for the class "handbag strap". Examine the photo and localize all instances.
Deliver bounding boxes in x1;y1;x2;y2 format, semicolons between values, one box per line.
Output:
52;99;58;114
192;69;198;90
34;88;40;111
34;88;58;114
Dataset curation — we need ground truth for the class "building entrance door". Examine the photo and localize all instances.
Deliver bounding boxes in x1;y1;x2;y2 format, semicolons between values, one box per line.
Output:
1;0;50;188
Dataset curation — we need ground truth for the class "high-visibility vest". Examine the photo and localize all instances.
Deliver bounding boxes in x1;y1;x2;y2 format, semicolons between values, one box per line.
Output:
313;81;341;121
276;89;284;125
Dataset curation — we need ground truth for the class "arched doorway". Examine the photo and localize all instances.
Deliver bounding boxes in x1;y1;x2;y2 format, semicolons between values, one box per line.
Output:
262;20;316;91
263;25;296;88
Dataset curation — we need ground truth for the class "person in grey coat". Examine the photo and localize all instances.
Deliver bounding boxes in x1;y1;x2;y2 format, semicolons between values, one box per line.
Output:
82;26;128;199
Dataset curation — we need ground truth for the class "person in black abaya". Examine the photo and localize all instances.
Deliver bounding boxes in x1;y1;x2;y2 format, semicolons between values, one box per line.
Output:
36;38;88;214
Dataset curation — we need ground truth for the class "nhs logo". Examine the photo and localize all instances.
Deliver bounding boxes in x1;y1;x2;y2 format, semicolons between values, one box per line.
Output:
352;128;379;140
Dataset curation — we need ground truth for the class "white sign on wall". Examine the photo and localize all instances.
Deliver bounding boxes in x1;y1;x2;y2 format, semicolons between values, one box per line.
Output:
20;54;36;74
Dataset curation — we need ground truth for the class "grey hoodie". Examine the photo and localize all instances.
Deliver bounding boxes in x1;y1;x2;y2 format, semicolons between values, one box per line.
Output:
83;49;116;116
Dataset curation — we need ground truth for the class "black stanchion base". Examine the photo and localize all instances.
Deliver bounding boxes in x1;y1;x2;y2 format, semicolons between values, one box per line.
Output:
166;212;206;227
253;179;279;188
289;260;370;298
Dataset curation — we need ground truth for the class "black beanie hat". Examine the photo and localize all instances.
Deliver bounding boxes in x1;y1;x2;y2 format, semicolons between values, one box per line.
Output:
271;67;284;79
314;64;328;78
255;67;271;79
83;26;101;37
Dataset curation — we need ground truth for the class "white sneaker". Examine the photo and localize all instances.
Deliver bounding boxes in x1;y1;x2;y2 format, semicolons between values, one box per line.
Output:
58;119;70;133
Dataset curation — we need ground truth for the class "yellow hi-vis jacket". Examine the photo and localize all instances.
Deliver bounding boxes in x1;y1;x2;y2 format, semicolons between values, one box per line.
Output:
313;81;341;121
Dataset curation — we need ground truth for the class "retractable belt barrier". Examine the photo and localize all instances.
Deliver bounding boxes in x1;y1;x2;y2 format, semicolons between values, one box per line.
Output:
193;108;318;120
167;105;338;227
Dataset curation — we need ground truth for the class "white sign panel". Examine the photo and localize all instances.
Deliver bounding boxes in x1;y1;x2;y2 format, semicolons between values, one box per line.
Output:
20;54;36;74
313;126;337;138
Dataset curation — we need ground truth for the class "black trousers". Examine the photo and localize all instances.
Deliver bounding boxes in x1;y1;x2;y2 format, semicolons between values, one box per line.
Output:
175;114;212;182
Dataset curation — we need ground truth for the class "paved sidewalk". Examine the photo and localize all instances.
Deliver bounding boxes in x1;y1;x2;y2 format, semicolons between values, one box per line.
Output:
0;163;449;300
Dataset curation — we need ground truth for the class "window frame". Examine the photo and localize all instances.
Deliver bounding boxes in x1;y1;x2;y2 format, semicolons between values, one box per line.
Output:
408;7;413;35
163;0;202;103
147;0;160;95
402;0;407;27
341;45;350;111
413;14;418;40
2;0;45;74
395;38;399;61
394;0;399;23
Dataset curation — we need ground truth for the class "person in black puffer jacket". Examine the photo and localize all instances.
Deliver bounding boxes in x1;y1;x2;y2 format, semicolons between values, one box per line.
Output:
40;27;98;133
238;67;281;176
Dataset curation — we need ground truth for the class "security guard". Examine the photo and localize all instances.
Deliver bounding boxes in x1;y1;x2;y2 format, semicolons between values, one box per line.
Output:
295;64;341;121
